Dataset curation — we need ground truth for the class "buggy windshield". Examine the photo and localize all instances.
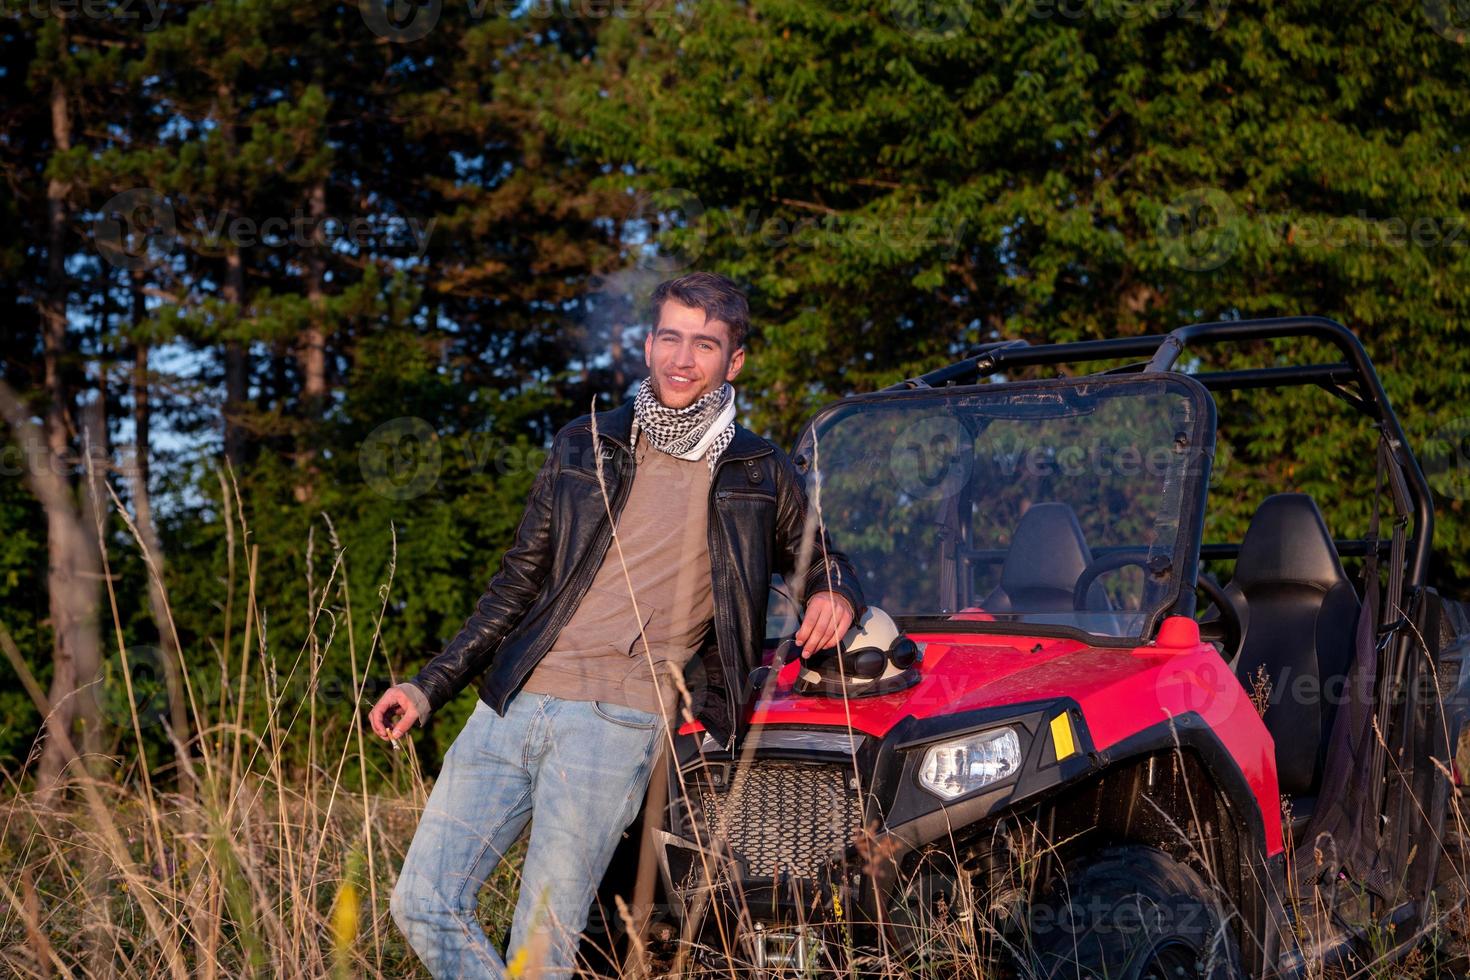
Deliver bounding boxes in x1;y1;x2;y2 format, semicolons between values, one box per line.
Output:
794;376;1214;642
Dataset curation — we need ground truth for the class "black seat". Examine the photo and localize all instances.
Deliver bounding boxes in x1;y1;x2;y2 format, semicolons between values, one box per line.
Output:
983;502;1108;613
1226;494;1360;798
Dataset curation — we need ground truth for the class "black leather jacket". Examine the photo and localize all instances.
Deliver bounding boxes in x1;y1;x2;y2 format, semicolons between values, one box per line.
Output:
405;397;865;750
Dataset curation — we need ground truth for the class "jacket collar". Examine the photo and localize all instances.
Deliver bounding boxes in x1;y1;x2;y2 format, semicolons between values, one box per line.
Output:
587;397;637;449
590;396;773;464
720;424;774;463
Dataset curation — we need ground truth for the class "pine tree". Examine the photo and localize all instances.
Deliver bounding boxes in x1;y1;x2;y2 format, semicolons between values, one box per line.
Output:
557;0;1470;585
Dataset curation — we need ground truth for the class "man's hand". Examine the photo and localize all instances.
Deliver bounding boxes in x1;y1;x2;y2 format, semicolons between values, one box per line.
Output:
369;687;421;742
794;591;855;658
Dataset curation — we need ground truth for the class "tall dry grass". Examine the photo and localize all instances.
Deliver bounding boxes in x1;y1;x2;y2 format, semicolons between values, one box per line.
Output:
0;453;1466;979
0;467;506;978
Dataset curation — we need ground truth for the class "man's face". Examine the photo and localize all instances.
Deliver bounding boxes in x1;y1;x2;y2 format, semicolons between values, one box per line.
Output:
643;298;745;409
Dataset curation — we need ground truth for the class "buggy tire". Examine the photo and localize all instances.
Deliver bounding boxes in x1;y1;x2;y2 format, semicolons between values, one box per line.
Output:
1027;845;1242;980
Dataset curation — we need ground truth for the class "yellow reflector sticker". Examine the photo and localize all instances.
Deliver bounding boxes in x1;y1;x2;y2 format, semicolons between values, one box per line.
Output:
1051;713;1077;761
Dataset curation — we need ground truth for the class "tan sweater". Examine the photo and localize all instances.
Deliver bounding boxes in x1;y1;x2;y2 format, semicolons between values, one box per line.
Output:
519;433;714;718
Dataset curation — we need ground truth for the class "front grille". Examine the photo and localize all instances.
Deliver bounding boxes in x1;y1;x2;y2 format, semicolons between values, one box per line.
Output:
692;761;863;879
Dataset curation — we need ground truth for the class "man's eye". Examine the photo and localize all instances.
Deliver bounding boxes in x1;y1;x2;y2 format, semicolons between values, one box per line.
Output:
698;343;713;351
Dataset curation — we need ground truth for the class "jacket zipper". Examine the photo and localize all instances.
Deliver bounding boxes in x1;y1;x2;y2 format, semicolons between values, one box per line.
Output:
716;488;773;500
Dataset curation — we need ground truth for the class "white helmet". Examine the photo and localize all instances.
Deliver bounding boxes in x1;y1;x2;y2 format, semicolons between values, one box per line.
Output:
795;606;923;698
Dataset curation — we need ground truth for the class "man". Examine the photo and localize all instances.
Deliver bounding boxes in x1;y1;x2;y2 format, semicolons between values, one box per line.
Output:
372;271;864;978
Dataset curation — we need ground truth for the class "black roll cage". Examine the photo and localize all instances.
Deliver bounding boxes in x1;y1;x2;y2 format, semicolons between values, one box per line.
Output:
882;316;1433;591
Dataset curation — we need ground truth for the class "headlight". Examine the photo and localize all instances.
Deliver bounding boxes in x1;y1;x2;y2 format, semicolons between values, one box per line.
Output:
917;727;1022;800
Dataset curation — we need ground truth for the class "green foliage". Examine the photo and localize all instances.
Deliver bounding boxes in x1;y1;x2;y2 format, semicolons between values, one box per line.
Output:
556;0;1470;582
155;334;558;787
1;0;1468;793
0;474;48;769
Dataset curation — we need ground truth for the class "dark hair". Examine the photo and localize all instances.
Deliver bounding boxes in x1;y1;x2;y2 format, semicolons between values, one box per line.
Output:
648;272;751;350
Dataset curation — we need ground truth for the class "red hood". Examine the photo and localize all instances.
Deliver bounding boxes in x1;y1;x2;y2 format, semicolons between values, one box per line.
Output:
685;625;1283;855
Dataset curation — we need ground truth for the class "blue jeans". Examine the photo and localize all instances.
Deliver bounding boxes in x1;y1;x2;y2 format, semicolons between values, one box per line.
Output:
390;693;664;979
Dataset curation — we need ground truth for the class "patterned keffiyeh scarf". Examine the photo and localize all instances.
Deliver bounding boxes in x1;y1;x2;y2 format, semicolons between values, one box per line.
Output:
629;378;737;474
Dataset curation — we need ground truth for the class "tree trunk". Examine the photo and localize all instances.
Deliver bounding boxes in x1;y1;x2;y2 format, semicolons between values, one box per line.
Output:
130;334;191;768
132;283;150;493
31;55;105;804
222;277;247;469
301;179;328;405
0;382;105;806
74;396;106;763
217;82;249;470
293;178;328;501
42;75;72;462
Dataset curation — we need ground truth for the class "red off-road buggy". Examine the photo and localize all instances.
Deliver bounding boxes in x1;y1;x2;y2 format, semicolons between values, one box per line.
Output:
592;317;1470;979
